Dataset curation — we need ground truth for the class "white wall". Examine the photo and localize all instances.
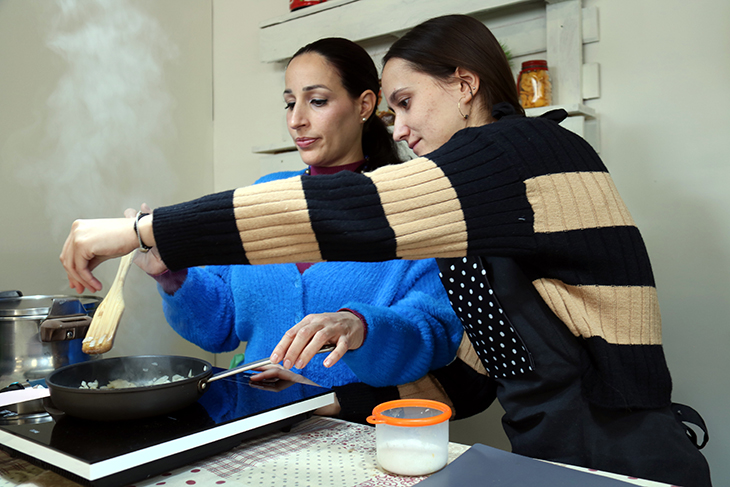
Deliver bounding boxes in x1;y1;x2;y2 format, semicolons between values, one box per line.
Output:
215;0;730;484
583;1;729;483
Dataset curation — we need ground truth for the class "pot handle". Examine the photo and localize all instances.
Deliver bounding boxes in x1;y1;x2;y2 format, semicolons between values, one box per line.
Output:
0;290;22;298
39;315;92;342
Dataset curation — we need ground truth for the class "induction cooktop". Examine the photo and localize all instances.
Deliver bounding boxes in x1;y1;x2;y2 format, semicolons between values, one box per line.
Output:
0;369;334;487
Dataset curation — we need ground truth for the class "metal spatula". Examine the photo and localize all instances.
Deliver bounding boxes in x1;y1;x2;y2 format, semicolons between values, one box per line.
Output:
81;252;135;354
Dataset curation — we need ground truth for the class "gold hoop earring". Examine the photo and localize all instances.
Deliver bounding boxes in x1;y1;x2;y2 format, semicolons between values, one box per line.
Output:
458;99;469;120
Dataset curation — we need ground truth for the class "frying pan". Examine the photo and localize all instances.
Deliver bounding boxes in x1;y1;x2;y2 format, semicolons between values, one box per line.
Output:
45;346;334;421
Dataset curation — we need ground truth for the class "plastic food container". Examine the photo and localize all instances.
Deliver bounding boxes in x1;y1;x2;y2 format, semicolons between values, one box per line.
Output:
367;399;452;476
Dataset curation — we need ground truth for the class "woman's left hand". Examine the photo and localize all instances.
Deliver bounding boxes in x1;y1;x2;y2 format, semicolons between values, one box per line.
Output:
269;311;365;371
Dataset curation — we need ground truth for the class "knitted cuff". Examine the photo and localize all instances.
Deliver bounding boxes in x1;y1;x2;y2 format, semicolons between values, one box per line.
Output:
332;382;400;425
152;268;188;296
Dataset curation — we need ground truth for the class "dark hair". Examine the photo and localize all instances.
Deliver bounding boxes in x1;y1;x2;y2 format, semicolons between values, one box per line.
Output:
290;38;402;170
383;15;524;119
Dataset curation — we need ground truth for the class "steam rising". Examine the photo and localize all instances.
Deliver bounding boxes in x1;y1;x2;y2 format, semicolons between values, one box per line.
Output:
7;0;200;357
20;0;179;239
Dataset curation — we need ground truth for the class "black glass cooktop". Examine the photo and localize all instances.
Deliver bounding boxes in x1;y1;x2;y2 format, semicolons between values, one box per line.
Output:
0;369;334;487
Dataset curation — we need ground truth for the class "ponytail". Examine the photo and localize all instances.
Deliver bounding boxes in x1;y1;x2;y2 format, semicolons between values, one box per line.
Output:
362;113;402;171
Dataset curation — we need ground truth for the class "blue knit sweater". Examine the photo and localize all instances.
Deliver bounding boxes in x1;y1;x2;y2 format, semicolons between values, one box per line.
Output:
157;170;462;388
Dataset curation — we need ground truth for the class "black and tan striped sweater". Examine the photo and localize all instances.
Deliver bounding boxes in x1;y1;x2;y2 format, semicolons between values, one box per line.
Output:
155;115;671;410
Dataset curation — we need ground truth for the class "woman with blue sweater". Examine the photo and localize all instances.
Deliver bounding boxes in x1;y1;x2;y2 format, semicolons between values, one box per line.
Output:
128;38;463;397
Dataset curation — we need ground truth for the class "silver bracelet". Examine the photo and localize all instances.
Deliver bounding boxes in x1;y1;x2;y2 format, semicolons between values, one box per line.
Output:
134;211;152;253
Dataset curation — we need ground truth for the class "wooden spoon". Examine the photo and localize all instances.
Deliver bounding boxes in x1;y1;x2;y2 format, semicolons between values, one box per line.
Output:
81;251;135;354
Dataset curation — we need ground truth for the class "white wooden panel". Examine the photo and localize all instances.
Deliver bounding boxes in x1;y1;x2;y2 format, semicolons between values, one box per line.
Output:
489;6;596;60
582;5;599;44
546;0;582;106
583;117;600;153
257;0;600;155
490;15;547;59
260;2;598;70
582;62;600;100
259;0;539;63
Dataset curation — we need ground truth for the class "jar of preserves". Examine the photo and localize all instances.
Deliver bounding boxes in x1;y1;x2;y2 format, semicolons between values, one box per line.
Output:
518;60;552;108
290;0;326;11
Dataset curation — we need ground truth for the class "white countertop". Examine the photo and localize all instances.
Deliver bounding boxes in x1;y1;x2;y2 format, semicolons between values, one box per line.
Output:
0;414;675;487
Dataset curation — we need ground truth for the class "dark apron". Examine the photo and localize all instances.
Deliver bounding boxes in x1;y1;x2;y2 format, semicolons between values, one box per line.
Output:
438;255;712;487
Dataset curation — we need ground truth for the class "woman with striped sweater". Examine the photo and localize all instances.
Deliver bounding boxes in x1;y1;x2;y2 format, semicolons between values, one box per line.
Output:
61;14;711;487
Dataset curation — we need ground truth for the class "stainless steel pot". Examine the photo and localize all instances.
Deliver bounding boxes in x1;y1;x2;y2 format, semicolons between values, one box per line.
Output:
0;291;102;386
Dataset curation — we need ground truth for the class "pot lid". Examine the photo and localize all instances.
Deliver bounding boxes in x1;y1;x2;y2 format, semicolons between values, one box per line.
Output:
367;399;452;427
0;294;101;319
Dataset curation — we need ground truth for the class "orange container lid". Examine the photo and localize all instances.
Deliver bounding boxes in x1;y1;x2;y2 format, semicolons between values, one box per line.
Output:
366;399;452;427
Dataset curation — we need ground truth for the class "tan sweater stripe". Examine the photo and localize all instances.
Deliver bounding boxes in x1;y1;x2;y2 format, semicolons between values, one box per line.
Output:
233;181;322;265
370;158;468;259
455;331;488;375
366;157;446;192
532;278;662;345
526;172;636;233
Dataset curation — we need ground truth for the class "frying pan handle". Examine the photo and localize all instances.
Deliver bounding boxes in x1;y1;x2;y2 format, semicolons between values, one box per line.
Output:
198;345;336;392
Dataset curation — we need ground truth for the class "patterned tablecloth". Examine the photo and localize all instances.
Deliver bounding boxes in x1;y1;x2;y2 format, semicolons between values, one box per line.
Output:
0;416;674;487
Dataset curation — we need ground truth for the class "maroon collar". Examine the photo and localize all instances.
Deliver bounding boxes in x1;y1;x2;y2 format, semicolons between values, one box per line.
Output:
306;159;365;176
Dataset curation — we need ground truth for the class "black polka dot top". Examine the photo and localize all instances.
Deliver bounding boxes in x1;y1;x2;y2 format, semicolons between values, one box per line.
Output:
438;257;534;379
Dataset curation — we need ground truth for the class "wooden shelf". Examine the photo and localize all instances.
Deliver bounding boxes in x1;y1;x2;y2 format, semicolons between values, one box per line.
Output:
525;103;596;119
259;0;539;64
252;141;296;154
257;0;600;152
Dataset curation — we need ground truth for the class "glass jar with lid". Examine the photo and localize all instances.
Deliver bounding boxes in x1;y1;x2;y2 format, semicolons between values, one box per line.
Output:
518;60;552;108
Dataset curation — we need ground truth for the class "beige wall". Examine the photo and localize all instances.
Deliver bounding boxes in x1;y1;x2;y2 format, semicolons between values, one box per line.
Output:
212;0;290;192
0;0;215;361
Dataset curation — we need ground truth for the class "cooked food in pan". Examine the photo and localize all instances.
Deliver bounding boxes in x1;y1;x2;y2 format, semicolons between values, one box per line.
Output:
79;370;194;389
